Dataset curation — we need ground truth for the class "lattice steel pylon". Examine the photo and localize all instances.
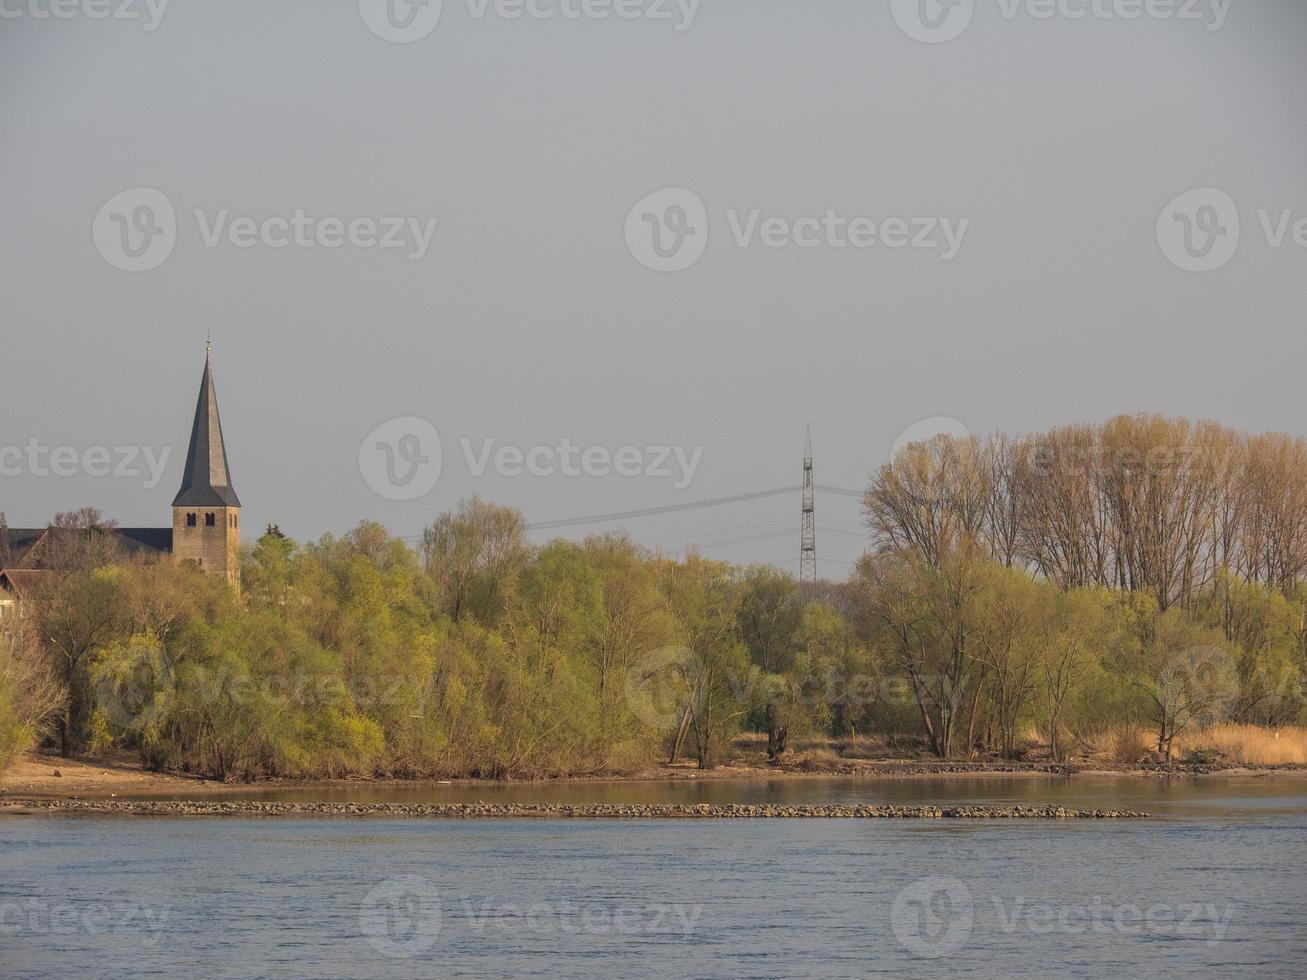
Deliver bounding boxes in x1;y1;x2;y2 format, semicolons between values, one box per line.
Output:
800;425;816;583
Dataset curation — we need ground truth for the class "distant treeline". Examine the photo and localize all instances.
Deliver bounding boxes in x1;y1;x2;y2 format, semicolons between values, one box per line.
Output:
1;415;1305;779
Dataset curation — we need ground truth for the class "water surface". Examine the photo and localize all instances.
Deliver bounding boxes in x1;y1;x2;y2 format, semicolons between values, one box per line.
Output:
3;777;1304;978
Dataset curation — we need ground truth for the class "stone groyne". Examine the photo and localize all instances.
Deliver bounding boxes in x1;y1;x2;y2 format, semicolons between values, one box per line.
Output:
0;799;1150;820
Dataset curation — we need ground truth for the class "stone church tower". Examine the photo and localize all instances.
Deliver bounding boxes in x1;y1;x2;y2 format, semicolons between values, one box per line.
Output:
172;346;241;589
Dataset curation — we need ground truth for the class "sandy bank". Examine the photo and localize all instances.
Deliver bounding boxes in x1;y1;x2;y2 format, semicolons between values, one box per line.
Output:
3;750;1301;801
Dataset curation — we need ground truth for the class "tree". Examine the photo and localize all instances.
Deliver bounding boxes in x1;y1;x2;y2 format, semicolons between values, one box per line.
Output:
1136;610;1238;761
660;556;749;769
1039;588;1112;762
736;566;802;757
0;622;65;770
420;498;529;624
583;534;676;741
865;436;991;568
856;544;985;758
36;568;126;754
969;564;1043;759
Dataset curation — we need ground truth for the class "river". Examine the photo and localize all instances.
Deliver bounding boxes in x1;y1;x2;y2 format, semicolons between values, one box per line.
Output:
2;776;1304;977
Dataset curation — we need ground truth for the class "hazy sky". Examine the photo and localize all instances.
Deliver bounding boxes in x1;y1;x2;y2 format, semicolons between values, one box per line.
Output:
2;0;1305;578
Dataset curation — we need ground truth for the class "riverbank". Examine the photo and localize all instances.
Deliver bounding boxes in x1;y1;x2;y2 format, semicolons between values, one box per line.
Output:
3;749;1303;801
0;798;1150;819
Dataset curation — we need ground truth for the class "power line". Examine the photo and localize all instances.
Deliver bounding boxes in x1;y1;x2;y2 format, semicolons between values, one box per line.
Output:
394;483;866;543
524;486;802;531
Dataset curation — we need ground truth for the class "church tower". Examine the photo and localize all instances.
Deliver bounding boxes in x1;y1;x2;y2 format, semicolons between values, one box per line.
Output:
172;345;241;589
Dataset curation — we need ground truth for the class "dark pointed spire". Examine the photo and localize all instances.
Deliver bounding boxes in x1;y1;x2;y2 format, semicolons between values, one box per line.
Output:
172;346;240;508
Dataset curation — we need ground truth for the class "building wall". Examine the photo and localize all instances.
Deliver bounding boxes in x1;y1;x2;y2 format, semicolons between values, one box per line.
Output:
172;506;240;589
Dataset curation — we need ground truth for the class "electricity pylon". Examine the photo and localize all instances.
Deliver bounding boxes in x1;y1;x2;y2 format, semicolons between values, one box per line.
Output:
800;425;816;583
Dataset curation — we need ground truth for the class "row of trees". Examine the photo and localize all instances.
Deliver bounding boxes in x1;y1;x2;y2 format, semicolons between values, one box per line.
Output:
3;503;772;778
2;416;1305;776
860;416;1307;758
866;417;1307;609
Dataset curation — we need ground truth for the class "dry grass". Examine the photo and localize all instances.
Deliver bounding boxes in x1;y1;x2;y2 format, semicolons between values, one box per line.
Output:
792;748;843;771
1109;726;1151;764
1174;725;1307;766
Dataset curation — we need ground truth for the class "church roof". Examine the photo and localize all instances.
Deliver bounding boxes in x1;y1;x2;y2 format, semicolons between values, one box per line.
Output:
172;349;240;508
0;527;173;568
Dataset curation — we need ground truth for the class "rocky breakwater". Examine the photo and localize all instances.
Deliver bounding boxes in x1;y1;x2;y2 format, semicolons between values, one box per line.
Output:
0;800;1150;819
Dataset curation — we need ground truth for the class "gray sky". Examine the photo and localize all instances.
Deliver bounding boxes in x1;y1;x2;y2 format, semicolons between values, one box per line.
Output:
2;0;1305;578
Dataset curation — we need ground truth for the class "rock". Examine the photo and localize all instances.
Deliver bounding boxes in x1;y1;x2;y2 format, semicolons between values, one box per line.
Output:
0;798;1151;821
